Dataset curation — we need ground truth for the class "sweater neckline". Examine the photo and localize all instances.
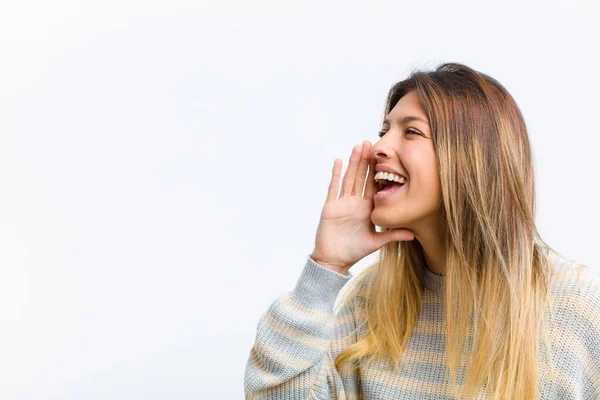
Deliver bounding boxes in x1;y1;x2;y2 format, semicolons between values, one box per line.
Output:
423;263;444;294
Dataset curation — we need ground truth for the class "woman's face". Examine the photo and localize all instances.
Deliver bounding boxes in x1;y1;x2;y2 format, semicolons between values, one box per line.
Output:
370;90;442;230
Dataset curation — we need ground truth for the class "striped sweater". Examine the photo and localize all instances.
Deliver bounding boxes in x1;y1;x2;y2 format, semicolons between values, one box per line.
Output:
244;251;600;399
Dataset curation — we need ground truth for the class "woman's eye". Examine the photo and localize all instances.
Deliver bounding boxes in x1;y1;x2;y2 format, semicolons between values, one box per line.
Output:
377;129;419;138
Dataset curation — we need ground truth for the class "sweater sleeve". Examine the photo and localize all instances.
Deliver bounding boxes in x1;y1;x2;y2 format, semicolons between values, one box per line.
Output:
244;255;363;399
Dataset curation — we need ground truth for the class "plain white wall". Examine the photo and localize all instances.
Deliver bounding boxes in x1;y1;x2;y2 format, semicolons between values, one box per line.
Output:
0;0;598;398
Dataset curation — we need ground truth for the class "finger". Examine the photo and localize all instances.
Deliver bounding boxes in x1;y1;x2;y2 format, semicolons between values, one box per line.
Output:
341;144;362;197
364;155;377;199
352;141;370;196
326;158;342;203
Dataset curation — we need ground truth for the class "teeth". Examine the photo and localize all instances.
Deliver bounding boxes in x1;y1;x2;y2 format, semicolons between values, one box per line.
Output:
374;171;406;185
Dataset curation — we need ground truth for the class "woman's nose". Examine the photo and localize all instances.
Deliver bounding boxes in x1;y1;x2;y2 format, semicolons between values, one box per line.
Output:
371;137;394;161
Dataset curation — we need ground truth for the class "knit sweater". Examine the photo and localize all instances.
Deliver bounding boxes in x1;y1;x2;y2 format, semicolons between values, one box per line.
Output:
244;250;600;399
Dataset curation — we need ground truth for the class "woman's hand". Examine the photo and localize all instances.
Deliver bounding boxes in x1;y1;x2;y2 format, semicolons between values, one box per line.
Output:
310;141;416;275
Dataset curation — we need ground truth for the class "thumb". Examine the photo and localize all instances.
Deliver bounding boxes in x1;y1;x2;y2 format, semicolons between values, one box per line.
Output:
378;228;415;246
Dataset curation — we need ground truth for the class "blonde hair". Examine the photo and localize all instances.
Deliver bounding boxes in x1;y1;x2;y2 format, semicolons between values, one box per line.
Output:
333;63;569;399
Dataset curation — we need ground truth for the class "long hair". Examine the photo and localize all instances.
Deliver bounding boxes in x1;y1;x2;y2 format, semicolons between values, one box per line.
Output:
333;62;566;399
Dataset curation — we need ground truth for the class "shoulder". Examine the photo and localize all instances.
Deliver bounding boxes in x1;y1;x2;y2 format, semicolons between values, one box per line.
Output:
546;250;600;311
546;250;600;353
544;250;600;392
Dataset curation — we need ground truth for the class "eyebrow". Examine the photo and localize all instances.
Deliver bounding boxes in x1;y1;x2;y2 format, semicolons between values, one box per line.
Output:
383;115;430;126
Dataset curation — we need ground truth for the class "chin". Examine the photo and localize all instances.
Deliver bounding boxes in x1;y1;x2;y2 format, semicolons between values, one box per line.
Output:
372;207;421;230
371;213;406;230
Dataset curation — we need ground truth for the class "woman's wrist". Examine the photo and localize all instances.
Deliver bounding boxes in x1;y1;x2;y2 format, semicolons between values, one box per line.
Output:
309;253;350;275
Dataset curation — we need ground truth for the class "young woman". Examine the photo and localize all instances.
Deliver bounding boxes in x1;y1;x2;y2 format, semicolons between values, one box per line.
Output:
244;63;600;399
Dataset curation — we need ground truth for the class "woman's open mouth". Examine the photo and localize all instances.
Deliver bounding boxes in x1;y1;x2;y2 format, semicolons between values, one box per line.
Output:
374;181;405;201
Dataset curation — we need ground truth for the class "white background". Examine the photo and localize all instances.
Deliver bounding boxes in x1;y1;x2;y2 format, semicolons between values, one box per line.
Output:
0;0;598;399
